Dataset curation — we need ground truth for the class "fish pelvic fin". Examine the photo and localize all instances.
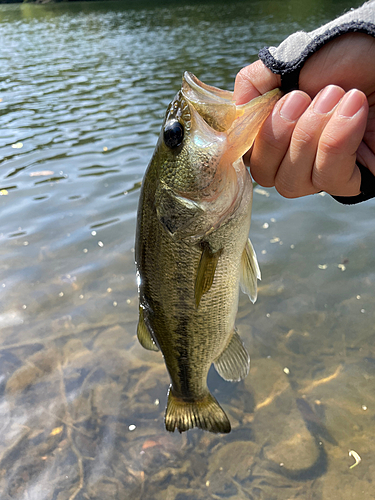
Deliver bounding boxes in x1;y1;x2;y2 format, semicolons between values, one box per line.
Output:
240;238;261;304
214;330;250;382
137;307;159;352
165;387;231;434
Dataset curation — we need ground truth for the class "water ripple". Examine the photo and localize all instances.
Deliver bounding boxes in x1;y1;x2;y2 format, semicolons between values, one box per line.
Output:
0;2;374;500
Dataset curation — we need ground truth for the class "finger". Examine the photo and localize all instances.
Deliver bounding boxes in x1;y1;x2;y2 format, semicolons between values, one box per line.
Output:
357;141;375;176
234;60;281;105
313;89;368;196
248;91;311;186
274;85;345;198
359;96;375;174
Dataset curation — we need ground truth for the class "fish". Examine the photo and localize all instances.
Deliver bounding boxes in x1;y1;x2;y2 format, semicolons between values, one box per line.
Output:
135;72;281;433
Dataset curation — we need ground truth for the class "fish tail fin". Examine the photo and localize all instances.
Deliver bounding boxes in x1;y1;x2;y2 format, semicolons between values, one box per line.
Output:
165;387;231;434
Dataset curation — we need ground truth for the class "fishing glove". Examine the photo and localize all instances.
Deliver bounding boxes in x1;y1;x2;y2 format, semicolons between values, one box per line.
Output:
258;0;375;204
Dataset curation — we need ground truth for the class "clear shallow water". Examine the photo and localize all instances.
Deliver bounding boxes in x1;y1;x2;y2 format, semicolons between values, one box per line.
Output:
0;1;375;499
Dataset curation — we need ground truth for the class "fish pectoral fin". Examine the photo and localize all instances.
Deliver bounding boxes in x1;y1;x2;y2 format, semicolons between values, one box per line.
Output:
165;386;231;434
155;182;203;238
214;330;250;382
240;238;261;304
137;307;159;352
194;242;223;308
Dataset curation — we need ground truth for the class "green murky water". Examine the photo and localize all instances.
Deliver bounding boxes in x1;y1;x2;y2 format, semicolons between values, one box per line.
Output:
1;1;374;499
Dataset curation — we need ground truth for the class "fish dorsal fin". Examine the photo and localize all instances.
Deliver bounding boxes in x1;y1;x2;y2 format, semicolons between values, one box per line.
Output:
137;307;159;352
214;330;250;382
194;243;223;308
240;238;261;304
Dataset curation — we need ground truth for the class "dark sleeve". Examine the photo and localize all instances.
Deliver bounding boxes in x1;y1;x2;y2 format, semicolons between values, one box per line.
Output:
258;0;375;204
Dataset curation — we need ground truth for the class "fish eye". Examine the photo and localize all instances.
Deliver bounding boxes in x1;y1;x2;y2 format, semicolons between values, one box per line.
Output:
163;120;184;149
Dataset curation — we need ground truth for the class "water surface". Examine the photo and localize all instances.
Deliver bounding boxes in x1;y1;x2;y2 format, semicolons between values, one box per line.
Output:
1;1;375;499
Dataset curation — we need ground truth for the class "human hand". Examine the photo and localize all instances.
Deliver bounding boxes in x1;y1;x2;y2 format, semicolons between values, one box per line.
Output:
233;33;375;198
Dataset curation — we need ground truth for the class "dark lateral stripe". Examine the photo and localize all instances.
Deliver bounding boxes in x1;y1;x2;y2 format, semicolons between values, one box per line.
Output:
176;315;192;395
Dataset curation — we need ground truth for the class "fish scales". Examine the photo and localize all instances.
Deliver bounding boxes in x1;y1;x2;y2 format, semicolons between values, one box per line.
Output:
139;179;250;388
135;72;281;433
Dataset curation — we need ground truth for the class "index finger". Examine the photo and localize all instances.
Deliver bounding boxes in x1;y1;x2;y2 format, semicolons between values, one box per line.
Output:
234;60;281;105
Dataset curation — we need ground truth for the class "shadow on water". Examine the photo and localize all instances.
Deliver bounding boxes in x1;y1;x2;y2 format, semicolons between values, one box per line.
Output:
1;0;375;499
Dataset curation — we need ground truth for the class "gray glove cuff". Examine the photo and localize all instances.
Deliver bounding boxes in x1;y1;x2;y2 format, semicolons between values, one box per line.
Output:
259;0;375;92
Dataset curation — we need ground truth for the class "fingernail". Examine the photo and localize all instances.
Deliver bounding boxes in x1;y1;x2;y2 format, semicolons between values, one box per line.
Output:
279;92;310;122
314;85;343;114
337;89;366;117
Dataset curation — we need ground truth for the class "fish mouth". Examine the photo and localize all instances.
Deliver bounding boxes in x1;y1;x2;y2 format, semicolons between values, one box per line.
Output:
181;72;237;132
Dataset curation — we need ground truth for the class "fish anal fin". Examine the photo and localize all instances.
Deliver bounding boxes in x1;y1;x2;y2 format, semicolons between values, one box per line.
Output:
165;387;231;434
240;238;261;304
214;330;250;382
137;307;159;352
195;242;223;308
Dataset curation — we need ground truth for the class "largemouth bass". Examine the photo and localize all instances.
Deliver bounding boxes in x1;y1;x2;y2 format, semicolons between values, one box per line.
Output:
135;72;281;433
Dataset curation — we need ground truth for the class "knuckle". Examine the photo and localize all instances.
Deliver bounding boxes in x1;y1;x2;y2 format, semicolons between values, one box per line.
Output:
312;153;357;192
236;67;249;84
235;62;262;87
311;173;330;193
318;133;344;157
274;175;300;198
250;157;276;187
261;127;289;154
251;169;275;188
312;162;338;191
291;126;315;148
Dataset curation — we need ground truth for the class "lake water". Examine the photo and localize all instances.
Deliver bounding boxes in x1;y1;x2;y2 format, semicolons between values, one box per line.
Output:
1;1;375;499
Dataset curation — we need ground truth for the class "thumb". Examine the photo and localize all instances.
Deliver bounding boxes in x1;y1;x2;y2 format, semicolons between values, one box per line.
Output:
234;60;281;105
